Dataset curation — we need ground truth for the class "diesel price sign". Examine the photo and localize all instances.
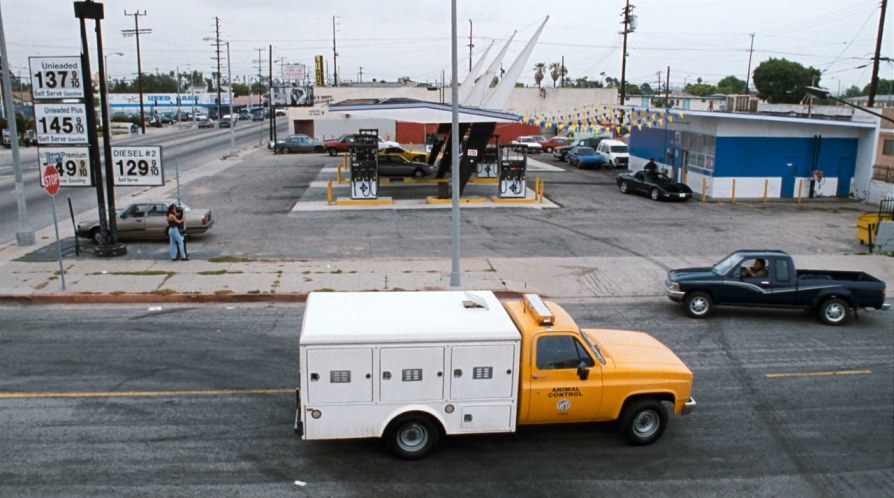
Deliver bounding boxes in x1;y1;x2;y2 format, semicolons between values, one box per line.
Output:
111;146;164;186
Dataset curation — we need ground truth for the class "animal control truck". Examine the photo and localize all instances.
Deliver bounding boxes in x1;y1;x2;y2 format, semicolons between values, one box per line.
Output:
295;291;696;459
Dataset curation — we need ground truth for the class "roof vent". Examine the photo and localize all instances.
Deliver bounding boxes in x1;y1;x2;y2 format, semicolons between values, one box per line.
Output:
463;292;489;309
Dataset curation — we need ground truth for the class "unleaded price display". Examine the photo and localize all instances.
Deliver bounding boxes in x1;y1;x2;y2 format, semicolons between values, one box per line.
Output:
34;103;88;145
29;56;85;100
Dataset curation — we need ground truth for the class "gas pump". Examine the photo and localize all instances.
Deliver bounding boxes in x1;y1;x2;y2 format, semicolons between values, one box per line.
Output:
350;129;379;200
498;144;527;198
476;135;499;178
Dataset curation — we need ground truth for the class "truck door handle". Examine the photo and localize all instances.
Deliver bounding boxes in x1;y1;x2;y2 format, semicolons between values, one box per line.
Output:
531;373;546;379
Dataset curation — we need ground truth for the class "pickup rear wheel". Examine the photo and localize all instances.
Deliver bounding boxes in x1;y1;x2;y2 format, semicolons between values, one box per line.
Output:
384;414;440;460
819;297;850;326
621;398;667;445
684;291;713;318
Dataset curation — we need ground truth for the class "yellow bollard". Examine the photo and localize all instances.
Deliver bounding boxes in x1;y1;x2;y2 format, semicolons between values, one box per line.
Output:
701;178;707;202
763;179;768;203
337;162;342;184
327;180;333;205
731;179;736;204
409;142;414;152
797;179;803;204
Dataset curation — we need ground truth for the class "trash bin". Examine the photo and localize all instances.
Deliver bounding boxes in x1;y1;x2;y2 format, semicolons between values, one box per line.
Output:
437;180;450;199
130;124;138;134
856;212;889;246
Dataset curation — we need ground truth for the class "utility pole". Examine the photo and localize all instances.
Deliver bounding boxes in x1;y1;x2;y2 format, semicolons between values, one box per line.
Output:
253;47;265;107
560;55;565;87
332;16;338;86
0;1;33;246
214;17;222;119
122;10;150;134
656;70;661;98
619;0;635;107
867;0;888;107
359;66;363;83
665;66;671;108
468;19;474;72
744;33;755;96
269;44;275;143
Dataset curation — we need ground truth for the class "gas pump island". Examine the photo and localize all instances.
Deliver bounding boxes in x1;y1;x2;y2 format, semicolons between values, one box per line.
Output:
349;129;380;201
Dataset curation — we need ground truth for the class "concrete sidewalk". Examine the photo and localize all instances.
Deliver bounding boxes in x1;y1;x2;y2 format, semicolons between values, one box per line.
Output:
1;236;892;303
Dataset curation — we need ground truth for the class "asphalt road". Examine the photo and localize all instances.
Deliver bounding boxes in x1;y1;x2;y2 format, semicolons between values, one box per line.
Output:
0;300;890;496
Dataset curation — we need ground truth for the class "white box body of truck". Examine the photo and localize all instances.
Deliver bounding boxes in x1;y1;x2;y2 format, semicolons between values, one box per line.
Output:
296;290;521;441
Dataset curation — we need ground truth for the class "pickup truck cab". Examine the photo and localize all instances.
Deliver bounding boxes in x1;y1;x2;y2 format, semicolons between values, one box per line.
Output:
296;291;695;459
666;249;890;325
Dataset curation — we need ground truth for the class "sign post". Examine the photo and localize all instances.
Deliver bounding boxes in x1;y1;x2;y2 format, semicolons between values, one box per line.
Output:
43;163;66;290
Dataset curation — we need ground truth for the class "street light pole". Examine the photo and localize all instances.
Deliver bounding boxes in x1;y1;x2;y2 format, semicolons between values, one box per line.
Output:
104;51;123;123
803;86;894;124
226;41;234;156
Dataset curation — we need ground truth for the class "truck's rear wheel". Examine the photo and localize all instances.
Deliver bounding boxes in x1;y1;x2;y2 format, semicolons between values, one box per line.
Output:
684;291;713;318
819;297;850;326
621;398;667;445
385;414;440;460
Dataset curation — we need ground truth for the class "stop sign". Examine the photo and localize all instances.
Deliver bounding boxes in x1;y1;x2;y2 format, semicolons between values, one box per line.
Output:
43;163;60;196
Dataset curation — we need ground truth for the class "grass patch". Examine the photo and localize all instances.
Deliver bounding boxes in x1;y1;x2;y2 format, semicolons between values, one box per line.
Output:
110;290;126;295
247;289;261;294
148;288;176;295
197;269;244;276
208;255;253;263
214;289;234;295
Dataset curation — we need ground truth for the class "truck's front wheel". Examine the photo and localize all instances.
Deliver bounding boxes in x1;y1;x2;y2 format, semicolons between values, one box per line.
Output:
684;291;713;318
621;399;667;445
819;297;850;326
385;414;440;460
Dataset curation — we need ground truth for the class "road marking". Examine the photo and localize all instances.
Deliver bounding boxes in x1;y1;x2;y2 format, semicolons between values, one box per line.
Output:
766;369;871;379
0;388;292;400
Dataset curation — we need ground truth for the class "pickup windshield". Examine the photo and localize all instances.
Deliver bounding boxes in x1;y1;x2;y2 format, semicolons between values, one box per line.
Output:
713;253;742;275
580;330;607;365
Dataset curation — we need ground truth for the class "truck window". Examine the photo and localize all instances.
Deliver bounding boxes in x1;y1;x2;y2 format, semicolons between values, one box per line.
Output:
775;259;791;282
536;335;594;370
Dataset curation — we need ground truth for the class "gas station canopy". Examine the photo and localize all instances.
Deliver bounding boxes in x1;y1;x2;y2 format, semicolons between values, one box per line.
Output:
327;98;520;124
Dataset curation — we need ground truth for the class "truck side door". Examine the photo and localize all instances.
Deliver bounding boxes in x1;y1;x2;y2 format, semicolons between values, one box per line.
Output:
522;333;603;424
716;257;777;306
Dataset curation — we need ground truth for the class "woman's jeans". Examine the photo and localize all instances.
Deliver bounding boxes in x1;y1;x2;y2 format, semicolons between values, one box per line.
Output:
168;228;186;259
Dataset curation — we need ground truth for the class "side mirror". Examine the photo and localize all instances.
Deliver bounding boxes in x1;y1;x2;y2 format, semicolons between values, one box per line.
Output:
576;361;590;381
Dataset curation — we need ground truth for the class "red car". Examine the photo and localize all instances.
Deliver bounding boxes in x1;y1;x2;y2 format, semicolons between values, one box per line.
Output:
324;134;401;156
540;136;573;153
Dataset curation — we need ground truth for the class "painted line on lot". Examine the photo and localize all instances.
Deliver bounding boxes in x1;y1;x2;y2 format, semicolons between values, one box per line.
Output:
0;387;292;400
765;369;871;379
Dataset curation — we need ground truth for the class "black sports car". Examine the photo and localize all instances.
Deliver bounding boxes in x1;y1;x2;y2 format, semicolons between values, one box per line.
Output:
616;170;693;201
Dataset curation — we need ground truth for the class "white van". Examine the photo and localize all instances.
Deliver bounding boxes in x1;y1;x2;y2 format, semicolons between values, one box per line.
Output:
596;139;629;169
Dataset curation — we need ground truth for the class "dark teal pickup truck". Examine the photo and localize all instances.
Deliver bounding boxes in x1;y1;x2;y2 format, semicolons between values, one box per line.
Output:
666;250;890;325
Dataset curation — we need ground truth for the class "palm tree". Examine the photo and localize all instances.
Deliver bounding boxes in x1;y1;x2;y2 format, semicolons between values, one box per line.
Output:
548;62;567;87
533;63;546;88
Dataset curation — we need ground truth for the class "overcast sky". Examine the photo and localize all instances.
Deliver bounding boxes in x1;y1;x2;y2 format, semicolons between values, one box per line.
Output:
3;0;892;96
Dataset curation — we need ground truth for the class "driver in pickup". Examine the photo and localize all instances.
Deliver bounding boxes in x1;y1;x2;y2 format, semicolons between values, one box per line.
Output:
742;258;768;278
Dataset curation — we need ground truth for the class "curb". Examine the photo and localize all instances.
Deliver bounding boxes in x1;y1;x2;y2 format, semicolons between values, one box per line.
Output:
0;289;527;305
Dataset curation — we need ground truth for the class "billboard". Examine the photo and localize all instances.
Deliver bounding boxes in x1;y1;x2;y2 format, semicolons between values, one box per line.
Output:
282;63;306;83
272;85;315;107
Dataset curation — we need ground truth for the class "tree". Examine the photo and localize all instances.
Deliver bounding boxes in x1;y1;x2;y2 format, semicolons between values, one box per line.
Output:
533;63;546;88
751;58;820;104
639;83;654;95
570;76;603;88
843;85;862;98
716;75;746;95
231;82;249;97
624;82;640;96
548;62;567;87
684;82;718;96
862;79;893;95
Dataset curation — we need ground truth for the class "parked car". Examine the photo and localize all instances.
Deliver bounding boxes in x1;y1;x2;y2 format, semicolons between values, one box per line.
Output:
76;200;213;244
510;135;545;154
376;154;434;178
566;146;611;169
251;111;265;121
274;108;287;116
665;249;890;325
324;134;400;156
596;139;630;169
539;136;572;153
379;145;428;163
197;118;215;129
554;136;606;161
616;170;693;201
274;134;325;153
238;109;251;121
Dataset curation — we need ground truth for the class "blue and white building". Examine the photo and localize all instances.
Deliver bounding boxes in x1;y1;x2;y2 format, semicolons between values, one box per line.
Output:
628;110;879;200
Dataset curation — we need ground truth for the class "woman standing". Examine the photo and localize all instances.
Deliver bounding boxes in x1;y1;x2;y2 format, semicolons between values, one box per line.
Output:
166;204;188;261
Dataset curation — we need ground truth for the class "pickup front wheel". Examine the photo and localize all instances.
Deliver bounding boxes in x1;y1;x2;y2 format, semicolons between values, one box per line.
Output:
684;291;713;318
621;398;667;445
819;297;850;326
384;414;440;460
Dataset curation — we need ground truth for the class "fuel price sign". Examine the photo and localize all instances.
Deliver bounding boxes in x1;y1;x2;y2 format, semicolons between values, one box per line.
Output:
38;147;93;187
29;56;84;100
111;146;164;186
34;103;88;145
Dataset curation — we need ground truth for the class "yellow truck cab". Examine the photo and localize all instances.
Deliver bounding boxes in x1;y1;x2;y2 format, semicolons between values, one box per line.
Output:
295;291;695;459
